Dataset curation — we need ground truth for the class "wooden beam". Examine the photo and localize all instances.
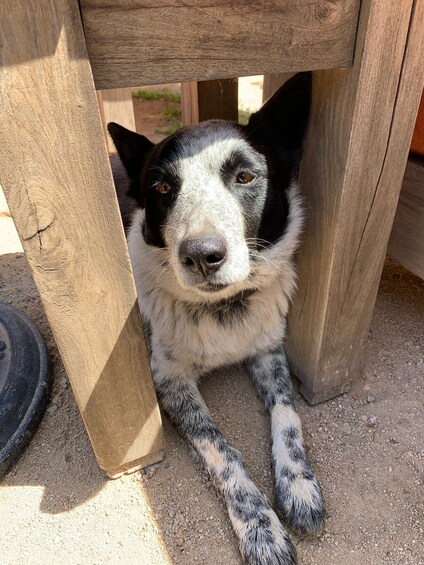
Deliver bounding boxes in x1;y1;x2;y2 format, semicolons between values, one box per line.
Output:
0;0;164;473
79;0;361;90
388;155;424;279
285;0;424;404
181;79;238;126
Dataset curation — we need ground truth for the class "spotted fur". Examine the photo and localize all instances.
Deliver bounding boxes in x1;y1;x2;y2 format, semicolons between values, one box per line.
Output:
109;72;324;565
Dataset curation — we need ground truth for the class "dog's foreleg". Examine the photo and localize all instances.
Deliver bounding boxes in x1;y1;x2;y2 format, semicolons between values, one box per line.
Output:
246;347;325;534
155;374;297;565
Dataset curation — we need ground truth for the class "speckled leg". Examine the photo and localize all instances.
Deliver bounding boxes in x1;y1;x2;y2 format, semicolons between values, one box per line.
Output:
246;347;325;534
154;373;297;565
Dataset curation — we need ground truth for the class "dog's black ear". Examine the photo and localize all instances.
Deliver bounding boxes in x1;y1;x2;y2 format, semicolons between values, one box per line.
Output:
107;122;154;180
246;72;312;167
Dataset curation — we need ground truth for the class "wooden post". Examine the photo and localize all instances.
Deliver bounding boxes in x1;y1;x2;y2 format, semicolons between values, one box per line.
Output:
388;156;424;280
0;0;164;476
97;88;136;154
181;79;238;125
285;0;424;403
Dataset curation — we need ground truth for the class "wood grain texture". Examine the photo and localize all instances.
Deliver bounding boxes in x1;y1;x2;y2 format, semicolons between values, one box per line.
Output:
97;88;136;153
262;74;295;103
285;0;424;403
388;156;424;279
182;79;238;126
80;0;361;90
0;0;164;471
181;82;200;125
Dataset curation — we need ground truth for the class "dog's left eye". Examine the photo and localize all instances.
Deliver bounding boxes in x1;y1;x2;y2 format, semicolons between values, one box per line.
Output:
154;181;172;194
236;171;256;184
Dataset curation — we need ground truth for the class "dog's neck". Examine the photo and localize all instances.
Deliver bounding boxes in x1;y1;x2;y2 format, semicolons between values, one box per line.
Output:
203;287;257;312
218;288;257;304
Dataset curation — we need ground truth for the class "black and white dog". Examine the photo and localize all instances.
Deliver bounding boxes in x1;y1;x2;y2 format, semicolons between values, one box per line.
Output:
108;72;324;565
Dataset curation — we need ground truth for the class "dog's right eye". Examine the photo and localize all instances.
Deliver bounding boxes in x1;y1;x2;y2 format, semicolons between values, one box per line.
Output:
154;181;172;194
236;171;256;184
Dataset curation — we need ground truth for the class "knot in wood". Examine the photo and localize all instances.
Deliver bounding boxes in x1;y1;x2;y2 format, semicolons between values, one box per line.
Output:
316;3;333;23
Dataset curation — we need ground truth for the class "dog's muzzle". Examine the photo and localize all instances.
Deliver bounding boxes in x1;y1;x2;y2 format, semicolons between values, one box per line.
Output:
179;235;227;278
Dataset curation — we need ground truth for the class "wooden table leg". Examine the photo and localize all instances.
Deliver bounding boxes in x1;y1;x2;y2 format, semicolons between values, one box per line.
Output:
181;79;238;125
285;0;424;403
0;0;164;475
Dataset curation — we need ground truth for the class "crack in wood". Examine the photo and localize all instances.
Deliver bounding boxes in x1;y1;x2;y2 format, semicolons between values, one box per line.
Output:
22;218;54;245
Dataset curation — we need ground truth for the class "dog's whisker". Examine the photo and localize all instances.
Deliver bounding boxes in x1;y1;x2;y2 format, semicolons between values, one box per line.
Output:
152;264;170;287
249;251;279;269
245;237;273;245
147;259;170;281
247;242;271;252
141;246;168;257
161;224;183;235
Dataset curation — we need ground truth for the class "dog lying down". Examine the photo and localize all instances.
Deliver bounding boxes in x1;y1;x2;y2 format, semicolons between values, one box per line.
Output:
108;72;324;565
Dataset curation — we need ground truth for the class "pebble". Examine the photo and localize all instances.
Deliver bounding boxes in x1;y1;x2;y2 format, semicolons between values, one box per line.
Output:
368;416;377;427
142;464;159;479
367;395;376;403
342;423;352;435
59;377;68;390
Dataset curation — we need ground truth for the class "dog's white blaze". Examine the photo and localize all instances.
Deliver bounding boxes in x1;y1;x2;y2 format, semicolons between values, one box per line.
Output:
164;133;267;291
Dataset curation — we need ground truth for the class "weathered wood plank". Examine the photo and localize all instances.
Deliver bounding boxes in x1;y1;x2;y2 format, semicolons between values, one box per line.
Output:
80;0;361;90
182;79;238;126
285;0;424;403
0;0;164;472
388;156;424;279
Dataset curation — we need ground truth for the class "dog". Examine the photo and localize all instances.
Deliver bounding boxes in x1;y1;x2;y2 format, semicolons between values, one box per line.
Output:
108;72;324;565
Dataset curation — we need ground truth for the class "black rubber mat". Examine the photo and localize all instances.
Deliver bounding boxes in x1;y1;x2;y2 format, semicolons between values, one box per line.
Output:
0;301;51;480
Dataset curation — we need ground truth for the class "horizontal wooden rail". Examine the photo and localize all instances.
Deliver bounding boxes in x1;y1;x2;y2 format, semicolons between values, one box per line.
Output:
80;0;361;90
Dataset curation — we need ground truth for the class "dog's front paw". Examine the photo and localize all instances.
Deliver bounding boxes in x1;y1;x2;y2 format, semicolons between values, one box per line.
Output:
275;466;325;535
237;509;297;565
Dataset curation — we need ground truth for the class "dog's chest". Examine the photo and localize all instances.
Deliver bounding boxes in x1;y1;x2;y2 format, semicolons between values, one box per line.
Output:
145;284;288;380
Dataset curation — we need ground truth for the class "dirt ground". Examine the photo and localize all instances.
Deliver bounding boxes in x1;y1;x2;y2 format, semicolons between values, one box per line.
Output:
1;78;423;565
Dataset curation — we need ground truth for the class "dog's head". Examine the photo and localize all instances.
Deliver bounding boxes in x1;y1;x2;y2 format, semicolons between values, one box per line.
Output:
108;72;311;302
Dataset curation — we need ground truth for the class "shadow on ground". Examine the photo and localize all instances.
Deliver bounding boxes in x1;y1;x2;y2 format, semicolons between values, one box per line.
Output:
0;252;107;513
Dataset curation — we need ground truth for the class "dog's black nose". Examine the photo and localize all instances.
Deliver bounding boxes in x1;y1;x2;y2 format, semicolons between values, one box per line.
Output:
179;236;227;277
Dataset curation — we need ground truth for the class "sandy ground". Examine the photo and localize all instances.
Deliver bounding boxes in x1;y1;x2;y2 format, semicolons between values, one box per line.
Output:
1;79;423;565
